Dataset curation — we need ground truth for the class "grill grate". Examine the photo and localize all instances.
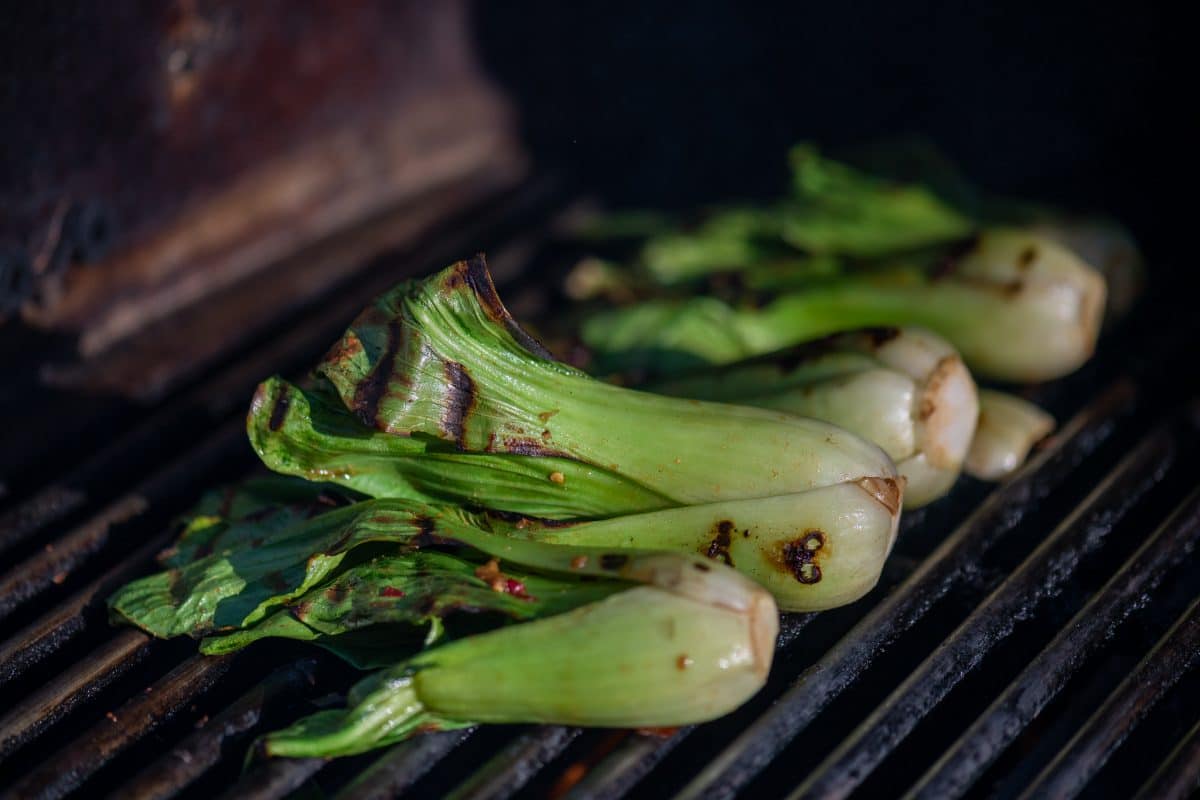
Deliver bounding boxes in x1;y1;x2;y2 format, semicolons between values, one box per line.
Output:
1;190;1198;799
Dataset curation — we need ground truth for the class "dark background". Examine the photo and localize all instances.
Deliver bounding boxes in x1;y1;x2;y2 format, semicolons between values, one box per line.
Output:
475;1;1188;266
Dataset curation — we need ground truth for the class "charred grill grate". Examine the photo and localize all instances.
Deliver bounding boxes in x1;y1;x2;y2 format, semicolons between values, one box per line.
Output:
1;186;1198;800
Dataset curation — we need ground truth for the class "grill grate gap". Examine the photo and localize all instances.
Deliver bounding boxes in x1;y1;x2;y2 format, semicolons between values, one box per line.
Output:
867;466;1200;799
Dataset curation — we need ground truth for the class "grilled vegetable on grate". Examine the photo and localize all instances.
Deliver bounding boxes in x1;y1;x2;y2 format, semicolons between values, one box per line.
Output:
964;389;1057;481
249;376;675;519
313;255;898;507
580;229;1106;383
263;551;777;758
644;326;978;506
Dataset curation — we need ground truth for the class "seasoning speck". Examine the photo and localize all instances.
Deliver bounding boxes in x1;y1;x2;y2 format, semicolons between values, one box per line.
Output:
570;555;588;569
548;471;565;484
676;654;694;670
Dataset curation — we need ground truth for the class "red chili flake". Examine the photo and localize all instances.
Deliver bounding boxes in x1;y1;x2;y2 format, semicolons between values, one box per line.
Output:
503;578;533;600
380;586;406;598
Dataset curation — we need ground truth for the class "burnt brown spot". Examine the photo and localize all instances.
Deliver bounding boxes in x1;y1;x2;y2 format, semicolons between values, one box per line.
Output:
412;514;447;547
267;390;290;432
675;655;692;670
864;326;901;348
501;436;570;458
325;584;349;603
930;234;981;280
323;330;365;367
538;409;560;422
705;519;736;567
856;476;903;516
600;554;629;570
351;319;404;427
693;562;711;572
571;555;588;569
167;569;188;604
1017;246;1038;270
441;360;476;449
772;529;827;584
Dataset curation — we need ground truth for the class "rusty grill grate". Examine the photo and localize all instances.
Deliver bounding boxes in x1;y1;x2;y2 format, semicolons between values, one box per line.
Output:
1;183;1198;800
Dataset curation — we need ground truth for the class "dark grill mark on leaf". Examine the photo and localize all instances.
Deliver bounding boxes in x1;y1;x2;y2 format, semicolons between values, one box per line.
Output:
267;390;290;432
441;361;476;449
352;319;404;427
460;254;558;360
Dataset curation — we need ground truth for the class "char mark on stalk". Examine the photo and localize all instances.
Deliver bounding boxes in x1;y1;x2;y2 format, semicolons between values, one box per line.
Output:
600;554;629;570
864;327;901;348
705;520;736;567
442;361;476;449
352;319;404;427
488;509;577;529
774;529;826;584
501;436;570;458
1017;246;1038;270
930;234;982;280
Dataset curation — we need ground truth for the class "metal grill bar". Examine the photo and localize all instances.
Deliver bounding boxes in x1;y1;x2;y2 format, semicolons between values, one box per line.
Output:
0;628;153;759
6;654;237;799
0;420;247;627
1133;716;1200;800
216;757;327;800
445;727;581;800
334;729;476;800
564;730;686;800
787;418;1180;800
907;484;1200;799
673;379;1135;800
0;533;170;691
115;659;323;800
1018;592;1200;800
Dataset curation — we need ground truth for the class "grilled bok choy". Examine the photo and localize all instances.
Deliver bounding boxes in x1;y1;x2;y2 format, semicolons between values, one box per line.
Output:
264;551;777;758
248;377;674;519
964;389;1056;480
631;143;974;285
111;476;896;631
310;255;898;506
582;229;1105;383
645;327;978;506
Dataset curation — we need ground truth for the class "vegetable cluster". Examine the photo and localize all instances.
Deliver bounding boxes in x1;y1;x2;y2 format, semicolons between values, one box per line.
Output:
109;142;1135;760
